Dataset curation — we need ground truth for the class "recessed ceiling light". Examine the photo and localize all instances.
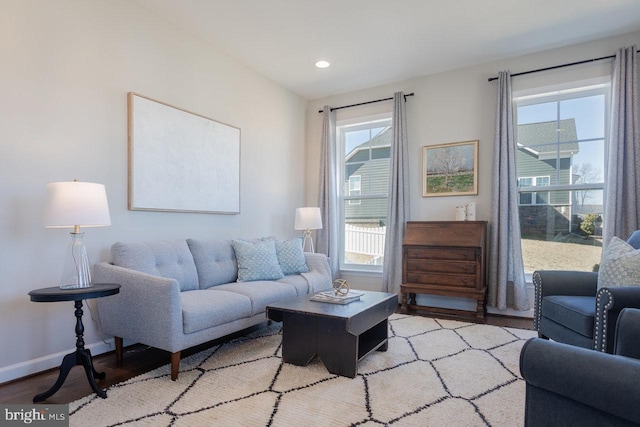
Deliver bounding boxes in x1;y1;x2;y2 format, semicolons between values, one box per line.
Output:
315;60;330;69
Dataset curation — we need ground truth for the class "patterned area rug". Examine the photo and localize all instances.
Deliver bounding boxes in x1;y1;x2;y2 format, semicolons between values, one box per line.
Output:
70;314;536;426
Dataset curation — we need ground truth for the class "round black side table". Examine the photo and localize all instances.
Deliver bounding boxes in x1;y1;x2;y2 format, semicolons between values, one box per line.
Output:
28;283;120;403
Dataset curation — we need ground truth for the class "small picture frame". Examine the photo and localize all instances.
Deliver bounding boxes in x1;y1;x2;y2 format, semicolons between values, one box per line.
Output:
423;140;478;197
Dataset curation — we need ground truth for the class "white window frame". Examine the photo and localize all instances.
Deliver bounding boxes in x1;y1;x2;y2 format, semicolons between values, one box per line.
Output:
514;79;610;278
337;113;392;273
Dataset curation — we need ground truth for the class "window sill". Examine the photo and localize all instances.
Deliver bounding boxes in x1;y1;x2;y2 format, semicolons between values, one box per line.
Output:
339;269;383;277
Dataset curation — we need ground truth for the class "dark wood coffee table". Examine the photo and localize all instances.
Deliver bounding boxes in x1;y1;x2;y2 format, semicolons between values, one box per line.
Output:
266;290;398;378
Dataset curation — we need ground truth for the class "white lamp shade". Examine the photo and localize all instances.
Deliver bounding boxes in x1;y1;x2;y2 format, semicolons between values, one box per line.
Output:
44;181;111;228
295;207;322;230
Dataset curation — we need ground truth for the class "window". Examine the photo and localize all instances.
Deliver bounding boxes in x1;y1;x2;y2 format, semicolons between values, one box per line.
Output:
518;176;550;205
348;175;361;204
515;83;608;274
337;115;392;271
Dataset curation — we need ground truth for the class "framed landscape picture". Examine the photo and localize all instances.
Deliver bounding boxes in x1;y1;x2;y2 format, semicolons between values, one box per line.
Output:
423;140;478;197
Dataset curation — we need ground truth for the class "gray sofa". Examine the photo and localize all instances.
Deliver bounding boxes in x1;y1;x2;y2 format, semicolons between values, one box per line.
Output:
93;238;332;380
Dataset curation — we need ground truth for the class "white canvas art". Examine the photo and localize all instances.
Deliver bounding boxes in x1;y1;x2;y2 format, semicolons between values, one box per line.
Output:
128;93;240;214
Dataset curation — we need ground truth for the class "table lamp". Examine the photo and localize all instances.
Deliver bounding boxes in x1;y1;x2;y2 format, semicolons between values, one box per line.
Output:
44;180;111;289
294;207;322;253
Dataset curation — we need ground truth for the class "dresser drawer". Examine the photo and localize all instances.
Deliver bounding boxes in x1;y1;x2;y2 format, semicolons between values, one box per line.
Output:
405;247;477;261
406;272;477;288
406;259;476;275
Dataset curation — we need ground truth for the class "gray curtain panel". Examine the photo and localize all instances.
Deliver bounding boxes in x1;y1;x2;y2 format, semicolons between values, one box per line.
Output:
382;92;409;294
316;106;339;278
488;71;530;311
603;45;640;247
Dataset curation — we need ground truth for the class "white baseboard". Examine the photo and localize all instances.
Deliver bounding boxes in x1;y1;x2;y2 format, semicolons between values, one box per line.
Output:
0;339;115;385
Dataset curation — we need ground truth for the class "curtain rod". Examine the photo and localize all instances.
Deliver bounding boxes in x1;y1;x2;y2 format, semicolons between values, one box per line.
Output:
488;49;640;82
317;92;414;113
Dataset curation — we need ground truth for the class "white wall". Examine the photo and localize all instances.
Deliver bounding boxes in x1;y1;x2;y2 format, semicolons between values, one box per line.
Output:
0;0;306;383
304;30;640;314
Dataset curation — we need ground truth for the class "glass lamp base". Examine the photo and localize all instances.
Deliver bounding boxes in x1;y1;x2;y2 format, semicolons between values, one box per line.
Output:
60;232;94;289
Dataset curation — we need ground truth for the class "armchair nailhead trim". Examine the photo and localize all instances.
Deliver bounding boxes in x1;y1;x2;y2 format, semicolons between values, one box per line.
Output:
533;271;543;331
594;289;613;352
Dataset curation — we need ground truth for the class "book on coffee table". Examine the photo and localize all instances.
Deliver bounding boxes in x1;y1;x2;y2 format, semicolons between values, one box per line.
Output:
310;290;364;305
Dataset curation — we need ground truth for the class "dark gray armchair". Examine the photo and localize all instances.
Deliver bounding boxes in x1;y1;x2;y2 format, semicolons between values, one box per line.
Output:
533;230;640;353
520;307;640;427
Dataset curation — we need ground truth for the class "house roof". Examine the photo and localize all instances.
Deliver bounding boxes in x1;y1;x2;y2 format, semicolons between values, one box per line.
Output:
517;119;579;159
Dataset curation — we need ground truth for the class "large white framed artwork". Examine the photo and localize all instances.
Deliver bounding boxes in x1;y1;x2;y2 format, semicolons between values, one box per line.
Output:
128;93;241;214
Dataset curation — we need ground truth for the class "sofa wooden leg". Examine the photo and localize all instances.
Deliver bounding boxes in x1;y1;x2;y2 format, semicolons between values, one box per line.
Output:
115;337;123;364
171;351;181;381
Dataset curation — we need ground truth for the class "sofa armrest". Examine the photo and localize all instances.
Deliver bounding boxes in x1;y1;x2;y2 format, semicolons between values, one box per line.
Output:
94;261;184;352
614;308;640;359
594;287;640;353
533;270;598;330
302;252;333;293
520;338;640;425
533;270;598;297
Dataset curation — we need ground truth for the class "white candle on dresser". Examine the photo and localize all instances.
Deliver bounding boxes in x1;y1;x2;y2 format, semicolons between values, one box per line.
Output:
465;202;476;221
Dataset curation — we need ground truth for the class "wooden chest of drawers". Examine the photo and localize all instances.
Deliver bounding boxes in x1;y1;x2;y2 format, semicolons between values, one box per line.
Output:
401;221;487;322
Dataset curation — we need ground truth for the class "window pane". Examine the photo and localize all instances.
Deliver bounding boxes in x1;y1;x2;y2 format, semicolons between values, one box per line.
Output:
560;95;605;140
343;198;387;266
516;85;607;273
571;141;605;184
345;129;372;155
520;190;603;272
520;193;532;205
338;117;392;271
518;102;557;125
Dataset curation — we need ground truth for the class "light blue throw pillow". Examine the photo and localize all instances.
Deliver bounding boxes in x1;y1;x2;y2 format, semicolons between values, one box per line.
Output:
276;238;309;275
231;239;284;282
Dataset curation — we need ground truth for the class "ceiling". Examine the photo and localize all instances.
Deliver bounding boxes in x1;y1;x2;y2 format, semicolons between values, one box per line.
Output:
134;0;640;100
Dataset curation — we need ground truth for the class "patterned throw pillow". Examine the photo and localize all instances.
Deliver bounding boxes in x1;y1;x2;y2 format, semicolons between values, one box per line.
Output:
276;238;309;275
231;239;284;282
597;236;640;289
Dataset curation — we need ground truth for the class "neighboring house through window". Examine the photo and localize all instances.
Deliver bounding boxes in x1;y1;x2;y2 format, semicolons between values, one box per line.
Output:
337;115;392;271
515;82;608;274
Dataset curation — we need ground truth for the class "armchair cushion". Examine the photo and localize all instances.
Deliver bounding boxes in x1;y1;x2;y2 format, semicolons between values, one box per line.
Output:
598;236;640;289
541;295;594;337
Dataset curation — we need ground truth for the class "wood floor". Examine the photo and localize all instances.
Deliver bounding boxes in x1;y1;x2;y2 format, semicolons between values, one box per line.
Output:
0;314;533;405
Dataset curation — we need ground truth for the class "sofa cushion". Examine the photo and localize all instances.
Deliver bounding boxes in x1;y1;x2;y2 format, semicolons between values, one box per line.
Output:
231;239;284;282
181;289;252;334
598;236;640;289
542;295;595;338
214;281;297;315
275;238;309;275
187;239;238;289
278;274;310;296
111;240;199;291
